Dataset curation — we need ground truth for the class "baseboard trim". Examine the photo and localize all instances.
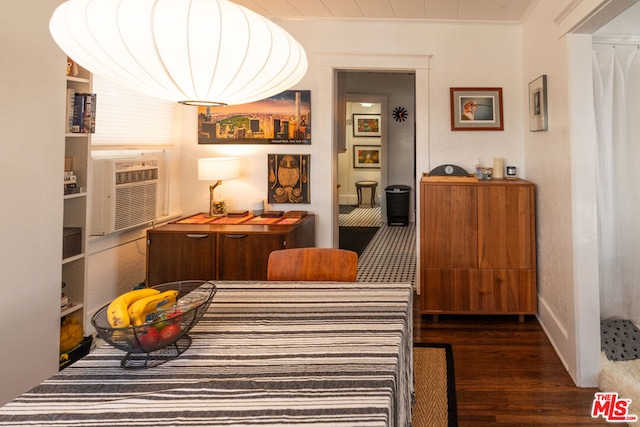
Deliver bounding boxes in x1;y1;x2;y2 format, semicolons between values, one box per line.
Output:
537;295;572;377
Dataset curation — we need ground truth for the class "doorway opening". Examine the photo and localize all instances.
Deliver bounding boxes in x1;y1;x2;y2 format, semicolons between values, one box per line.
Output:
335;70;417;285
338;99;383;227
335;70;416;227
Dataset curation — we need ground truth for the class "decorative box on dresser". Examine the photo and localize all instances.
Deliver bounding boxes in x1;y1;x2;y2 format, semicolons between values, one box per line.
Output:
146;214;315;286
419;176;537;321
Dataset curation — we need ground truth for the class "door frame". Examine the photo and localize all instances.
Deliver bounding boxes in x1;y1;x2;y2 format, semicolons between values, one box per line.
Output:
318;53;431;262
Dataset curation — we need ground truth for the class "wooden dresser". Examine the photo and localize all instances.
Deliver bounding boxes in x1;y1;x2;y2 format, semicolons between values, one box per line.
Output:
419;177;537;320
146;214;315;286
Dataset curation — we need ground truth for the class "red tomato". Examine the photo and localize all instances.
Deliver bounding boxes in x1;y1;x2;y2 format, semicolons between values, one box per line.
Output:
159;324;182;344
136;327;160;350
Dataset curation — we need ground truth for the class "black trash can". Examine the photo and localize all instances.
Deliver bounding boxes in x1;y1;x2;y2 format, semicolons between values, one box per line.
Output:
385;185;411;226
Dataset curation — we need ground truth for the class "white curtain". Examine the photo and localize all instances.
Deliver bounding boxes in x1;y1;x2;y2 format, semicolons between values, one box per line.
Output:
592;43;640;322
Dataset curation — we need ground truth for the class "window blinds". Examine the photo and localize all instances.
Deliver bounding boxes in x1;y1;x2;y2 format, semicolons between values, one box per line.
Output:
91;75;178;146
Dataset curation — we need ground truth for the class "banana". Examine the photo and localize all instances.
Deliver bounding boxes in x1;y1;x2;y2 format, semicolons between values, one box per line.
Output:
128;290;179;326
107;288;161;328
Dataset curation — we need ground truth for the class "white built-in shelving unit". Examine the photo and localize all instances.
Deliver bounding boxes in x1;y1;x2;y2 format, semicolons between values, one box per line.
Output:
61;61;92;336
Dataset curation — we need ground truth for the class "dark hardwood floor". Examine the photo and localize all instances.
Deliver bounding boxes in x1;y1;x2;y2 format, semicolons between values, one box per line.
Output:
413;299;607;426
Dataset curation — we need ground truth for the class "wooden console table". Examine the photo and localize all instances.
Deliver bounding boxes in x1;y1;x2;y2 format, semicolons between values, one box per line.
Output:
146;214;315;285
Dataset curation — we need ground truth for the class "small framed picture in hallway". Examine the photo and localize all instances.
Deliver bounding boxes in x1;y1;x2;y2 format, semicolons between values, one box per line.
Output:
353;145;381;169
353;114;381;137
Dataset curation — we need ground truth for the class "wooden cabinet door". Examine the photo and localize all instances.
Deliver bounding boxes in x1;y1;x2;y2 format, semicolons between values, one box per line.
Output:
421;184;478;269
477;185;535;269
477;269;537;313
422;269;479;312
146;231;217;286
423;268;536;314
218;233;286;280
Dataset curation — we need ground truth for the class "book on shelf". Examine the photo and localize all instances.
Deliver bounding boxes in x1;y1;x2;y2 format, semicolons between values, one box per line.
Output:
71;93;96;133
62;163;80;192
61;294;69;309
61;283;69;309
64;182;81;195
71;93;84;132
60;301;77;313
83;93;96;133
65;88;75;133
64;170;77;187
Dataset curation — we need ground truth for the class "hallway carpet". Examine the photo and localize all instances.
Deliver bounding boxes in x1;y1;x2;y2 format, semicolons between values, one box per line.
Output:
339;226;380;257
338;204;356;215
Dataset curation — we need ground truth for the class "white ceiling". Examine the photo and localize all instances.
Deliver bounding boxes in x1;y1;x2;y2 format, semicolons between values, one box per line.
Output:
231;0;537;23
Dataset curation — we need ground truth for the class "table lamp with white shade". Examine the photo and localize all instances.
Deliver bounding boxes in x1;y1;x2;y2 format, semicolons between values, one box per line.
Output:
198;157;240;217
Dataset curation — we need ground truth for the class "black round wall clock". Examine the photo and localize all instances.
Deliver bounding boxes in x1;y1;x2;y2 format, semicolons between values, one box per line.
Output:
393;106;408;122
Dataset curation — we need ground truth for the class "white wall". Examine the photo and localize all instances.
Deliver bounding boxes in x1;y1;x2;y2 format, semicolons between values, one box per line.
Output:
567;33;603;388
521;2;578;383
0;1;65;405
179;19;524;249
86;233;150;329
521;0;639;387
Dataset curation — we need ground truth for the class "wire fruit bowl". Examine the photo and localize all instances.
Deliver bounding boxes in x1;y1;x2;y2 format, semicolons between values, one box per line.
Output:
92;281;216;369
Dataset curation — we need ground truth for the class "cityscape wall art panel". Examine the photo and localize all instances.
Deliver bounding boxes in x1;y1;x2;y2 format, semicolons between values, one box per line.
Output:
198;90;311;144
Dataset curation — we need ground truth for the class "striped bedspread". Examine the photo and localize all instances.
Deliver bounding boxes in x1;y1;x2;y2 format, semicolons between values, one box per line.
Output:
0;282;413;426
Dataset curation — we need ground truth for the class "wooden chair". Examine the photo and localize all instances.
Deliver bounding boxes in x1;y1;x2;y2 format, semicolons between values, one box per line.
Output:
267;248;358;282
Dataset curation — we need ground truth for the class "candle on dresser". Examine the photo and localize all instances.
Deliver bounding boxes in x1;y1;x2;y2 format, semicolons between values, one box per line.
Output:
493;157;505;179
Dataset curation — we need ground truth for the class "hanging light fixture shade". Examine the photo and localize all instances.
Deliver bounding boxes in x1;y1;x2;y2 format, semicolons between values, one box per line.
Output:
49;0;308;106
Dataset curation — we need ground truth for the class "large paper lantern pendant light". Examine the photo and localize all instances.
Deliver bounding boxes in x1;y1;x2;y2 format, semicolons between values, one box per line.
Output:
49;0;308;106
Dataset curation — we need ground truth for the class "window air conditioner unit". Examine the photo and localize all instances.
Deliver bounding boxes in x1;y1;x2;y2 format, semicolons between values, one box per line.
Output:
91;157;159;235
